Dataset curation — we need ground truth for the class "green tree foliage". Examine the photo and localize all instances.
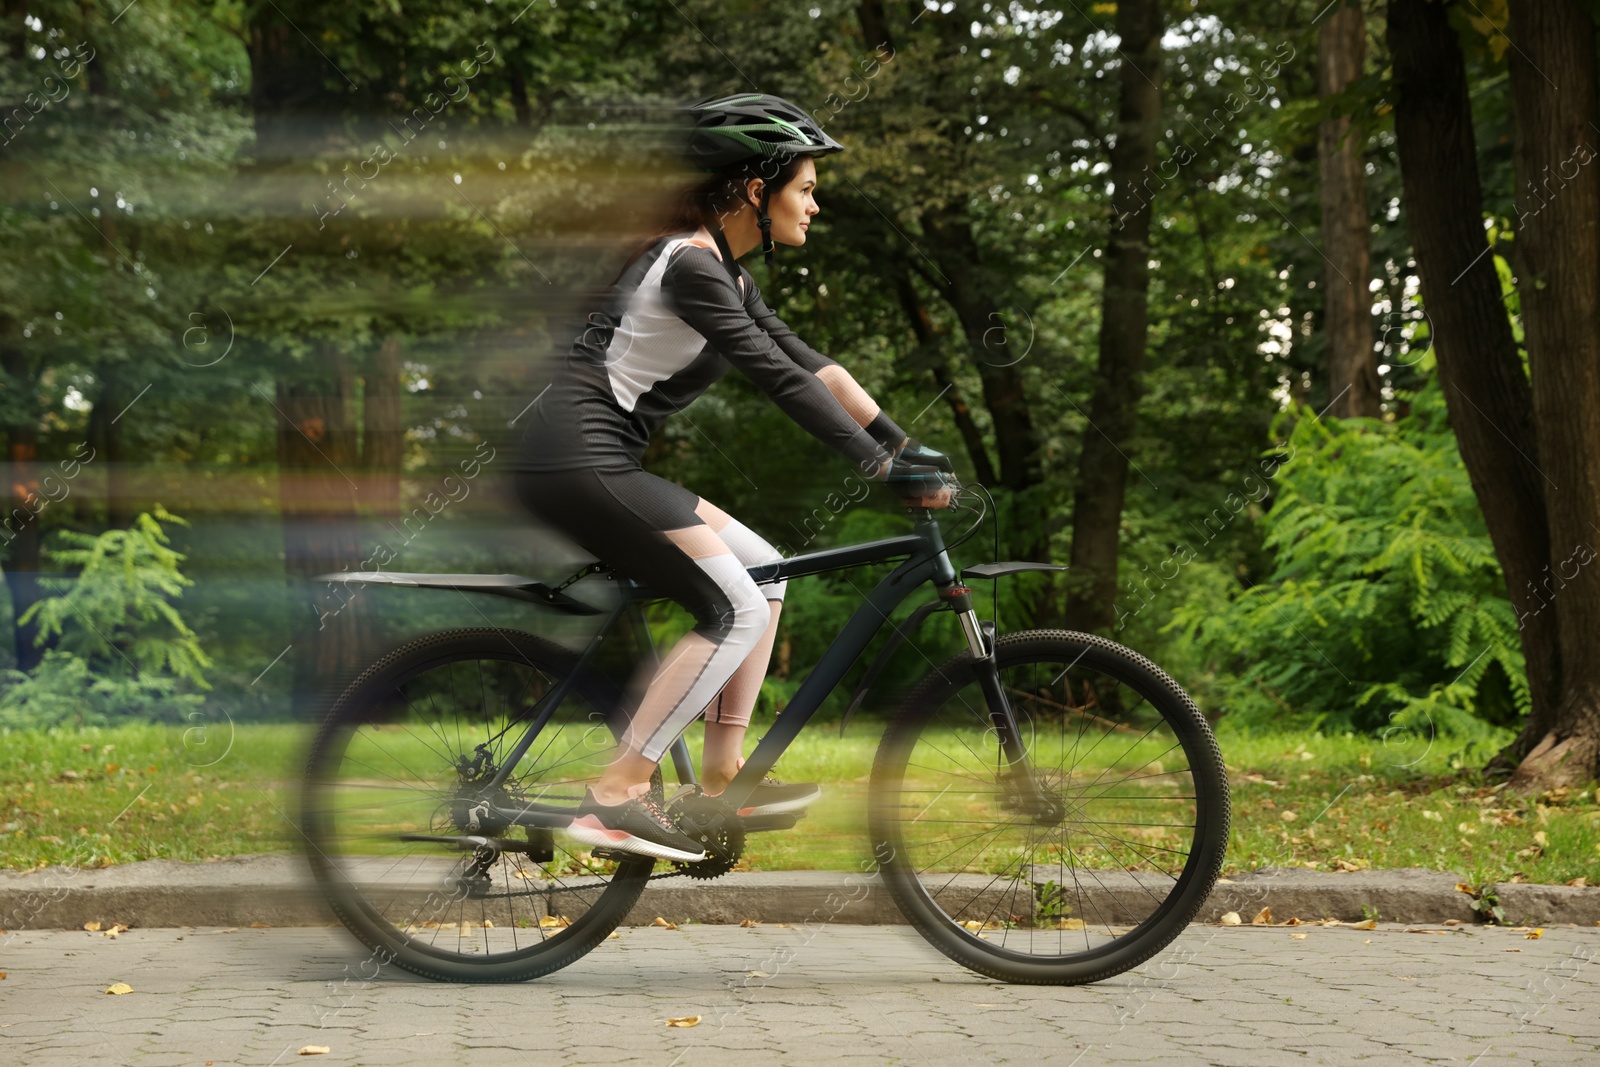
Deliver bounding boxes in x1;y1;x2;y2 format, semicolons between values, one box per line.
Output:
1172;373;1526;740
0;507;211;725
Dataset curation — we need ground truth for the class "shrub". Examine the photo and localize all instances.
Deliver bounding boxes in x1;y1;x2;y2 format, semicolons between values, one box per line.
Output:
0;507;212;726
1169;377;1526;741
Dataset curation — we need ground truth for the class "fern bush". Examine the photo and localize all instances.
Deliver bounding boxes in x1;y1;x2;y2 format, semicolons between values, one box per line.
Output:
0;507;212;727
1170;377;1526;740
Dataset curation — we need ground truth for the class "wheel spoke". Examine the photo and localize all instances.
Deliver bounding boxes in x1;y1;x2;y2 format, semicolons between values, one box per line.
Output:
303;631;651;979
870;633;1228;982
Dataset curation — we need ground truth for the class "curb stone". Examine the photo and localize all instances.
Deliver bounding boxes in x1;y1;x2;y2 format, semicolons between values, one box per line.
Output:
2;855;1597;930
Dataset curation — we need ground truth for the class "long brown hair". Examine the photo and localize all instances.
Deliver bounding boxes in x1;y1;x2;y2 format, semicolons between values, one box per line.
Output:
610;154;810;285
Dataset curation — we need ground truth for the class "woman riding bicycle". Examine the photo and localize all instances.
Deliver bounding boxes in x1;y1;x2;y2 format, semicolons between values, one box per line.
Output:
512;93;955;863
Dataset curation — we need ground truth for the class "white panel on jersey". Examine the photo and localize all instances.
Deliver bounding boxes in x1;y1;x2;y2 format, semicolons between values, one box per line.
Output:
606;236;715;413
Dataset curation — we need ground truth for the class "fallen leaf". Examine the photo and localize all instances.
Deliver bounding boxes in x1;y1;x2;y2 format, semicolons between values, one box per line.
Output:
83;921;102;932
606;932;622;940
105;982;133;995
1054;918;1086;931
665;1016;701;1028
1534;831;1549;848
1397;975;1415;981
0;972;7;979
1350;919;1377;931
1567;877;1589;888
538;915;571;929
249;922;271;929
652;917;678;930
1291;933;1308;940
1219;911;1242;926
1251;907;1273;926
1455;883;1475;895
739;919;761;928
1281;917;1303;926
298;1046;330;1056
1525;928;1545;940
1442;919;1464;926
1504;948;1522;953
1279;810;1298;823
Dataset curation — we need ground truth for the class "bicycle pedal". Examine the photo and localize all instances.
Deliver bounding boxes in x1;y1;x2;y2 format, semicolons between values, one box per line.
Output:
590;847;627;862
740;812;804;833
525;828;554;864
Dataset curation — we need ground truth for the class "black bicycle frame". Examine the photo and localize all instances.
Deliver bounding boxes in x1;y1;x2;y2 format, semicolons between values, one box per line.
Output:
484;510;1033;827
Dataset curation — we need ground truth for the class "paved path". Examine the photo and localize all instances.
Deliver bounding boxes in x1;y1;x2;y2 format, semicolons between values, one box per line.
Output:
2;923;1596;1065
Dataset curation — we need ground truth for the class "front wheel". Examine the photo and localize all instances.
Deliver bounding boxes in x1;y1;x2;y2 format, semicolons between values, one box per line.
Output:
869;629;1229;985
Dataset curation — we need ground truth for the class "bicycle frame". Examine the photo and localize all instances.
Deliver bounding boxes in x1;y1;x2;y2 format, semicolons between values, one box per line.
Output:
480;509;1034;827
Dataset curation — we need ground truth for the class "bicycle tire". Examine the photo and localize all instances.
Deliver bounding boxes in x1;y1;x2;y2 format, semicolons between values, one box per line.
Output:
301;627;654;982
869;628;1229;985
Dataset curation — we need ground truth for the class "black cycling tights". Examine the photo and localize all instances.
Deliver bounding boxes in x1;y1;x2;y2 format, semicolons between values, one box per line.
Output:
515;467;786;761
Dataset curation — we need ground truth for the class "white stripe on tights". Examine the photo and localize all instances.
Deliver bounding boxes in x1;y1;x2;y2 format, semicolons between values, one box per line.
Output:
633;552;771;761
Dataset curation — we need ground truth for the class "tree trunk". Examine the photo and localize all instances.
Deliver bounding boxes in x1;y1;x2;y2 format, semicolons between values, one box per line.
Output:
892;269;998;486
1387;0;1560;763
1504;0;1600;791
99;371;134;529
919;211;1042;494
1317;1;1380;419
855;0;894;52
246;2;372;713
362;333;405;518
0;334;45;671
1064;0;1163;634
508;62;533;129
276;352;366;713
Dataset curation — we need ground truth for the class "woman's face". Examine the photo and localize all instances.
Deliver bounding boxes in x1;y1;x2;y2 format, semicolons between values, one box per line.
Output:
753;157;819;247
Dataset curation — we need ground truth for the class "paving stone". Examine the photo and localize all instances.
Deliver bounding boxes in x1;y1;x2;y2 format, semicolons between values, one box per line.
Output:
3;923;1597;1065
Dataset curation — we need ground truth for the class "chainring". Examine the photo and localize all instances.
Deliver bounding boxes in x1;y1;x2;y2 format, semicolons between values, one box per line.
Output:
666;792;746;880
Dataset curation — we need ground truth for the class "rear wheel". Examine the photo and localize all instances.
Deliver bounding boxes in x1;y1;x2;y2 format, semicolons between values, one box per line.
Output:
301;628;654;982
869;629;1229;985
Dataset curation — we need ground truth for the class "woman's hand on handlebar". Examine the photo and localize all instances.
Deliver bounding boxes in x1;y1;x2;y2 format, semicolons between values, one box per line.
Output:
882;458;960;509
895;437;955;474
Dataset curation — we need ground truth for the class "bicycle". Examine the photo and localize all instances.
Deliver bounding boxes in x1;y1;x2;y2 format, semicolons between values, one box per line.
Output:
300;484;1229;986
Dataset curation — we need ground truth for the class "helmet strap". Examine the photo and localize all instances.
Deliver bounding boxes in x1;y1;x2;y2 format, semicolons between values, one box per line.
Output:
758;186;775;269
709;224;741;289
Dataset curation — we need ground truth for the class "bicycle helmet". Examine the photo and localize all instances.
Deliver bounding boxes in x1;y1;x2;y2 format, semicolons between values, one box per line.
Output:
685;93;844;269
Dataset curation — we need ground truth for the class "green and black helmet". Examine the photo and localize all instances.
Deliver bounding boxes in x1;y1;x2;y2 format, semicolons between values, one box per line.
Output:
685;93;845;171
683;94;843;270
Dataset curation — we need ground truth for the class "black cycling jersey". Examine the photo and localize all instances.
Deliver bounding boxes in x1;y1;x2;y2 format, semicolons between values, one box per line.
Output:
515;232;898;474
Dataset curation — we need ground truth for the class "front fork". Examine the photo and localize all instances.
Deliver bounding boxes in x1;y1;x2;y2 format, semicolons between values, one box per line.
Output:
941;580;1059;821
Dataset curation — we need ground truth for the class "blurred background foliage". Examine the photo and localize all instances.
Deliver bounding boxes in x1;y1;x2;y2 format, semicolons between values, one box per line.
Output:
0;0;1581;779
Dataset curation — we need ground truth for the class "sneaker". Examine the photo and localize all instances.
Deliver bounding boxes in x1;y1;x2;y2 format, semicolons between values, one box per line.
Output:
566;789;708;863
731;777;822;818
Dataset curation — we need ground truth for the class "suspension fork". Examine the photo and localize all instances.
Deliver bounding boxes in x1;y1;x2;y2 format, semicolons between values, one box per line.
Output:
940;579;1054;817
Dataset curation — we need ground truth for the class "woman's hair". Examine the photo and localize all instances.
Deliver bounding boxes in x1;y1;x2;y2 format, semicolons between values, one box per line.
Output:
610;153;810;285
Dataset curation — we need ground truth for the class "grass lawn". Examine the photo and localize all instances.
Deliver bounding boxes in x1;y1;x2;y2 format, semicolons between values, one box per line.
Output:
3;718;1597;886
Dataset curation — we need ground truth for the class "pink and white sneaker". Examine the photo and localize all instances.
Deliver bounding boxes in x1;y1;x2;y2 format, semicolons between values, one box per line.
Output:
566;788;708;863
